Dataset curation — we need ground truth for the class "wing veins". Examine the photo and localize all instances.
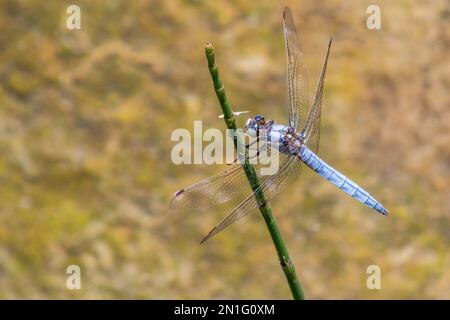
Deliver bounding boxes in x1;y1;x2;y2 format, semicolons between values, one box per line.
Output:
201;156;300;243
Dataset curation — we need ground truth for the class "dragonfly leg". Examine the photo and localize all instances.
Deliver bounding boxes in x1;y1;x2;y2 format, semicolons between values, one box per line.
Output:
227;137;261;165
231;140;273;165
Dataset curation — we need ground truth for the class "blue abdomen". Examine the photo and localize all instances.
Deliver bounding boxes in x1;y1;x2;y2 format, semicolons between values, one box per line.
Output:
298;145;388;215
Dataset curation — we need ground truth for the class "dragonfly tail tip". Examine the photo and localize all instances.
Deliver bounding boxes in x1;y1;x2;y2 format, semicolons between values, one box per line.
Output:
378;207;389;216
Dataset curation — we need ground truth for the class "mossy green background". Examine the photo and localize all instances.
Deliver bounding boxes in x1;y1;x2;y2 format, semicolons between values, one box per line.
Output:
0;0;448;298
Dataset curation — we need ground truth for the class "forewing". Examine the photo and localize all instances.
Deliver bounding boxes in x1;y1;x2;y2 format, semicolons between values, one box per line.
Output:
283;7;309;131
303;38;332;153
200;155;301;243
169;164;251;210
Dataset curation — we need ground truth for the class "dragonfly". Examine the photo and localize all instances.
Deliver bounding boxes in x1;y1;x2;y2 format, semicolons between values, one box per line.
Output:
170;7;388;243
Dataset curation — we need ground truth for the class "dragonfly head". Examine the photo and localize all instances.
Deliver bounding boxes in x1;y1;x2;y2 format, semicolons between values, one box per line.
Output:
245;115;265;136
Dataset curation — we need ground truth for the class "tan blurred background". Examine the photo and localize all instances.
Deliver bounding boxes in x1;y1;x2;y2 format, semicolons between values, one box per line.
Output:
0;0;448;299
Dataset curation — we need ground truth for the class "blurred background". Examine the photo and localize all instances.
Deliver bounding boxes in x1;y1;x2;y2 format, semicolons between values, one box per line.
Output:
0;0;448;299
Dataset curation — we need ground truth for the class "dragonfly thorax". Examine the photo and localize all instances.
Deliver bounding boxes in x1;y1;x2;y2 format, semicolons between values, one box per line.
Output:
268;123;304;155
245;115;304;156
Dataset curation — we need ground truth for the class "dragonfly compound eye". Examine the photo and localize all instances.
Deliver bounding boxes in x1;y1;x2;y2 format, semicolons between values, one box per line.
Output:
254;115;265;125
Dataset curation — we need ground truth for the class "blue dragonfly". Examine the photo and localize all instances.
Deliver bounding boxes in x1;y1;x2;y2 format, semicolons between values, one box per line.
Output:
170;7;388;243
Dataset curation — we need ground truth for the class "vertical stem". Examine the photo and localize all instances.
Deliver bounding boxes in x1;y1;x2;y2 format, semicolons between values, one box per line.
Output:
205;42;305;300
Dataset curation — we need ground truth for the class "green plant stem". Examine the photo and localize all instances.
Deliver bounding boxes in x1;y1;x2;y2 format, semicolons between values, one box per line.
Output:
205;42;305;300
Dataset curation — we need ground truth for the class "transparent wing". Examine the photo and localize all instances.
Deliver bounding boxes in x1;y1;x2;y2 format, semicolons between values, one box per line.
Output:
303;38;332;153
283;7;309;131
200;155;302;243
169;138;276;210
169;163;252;210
